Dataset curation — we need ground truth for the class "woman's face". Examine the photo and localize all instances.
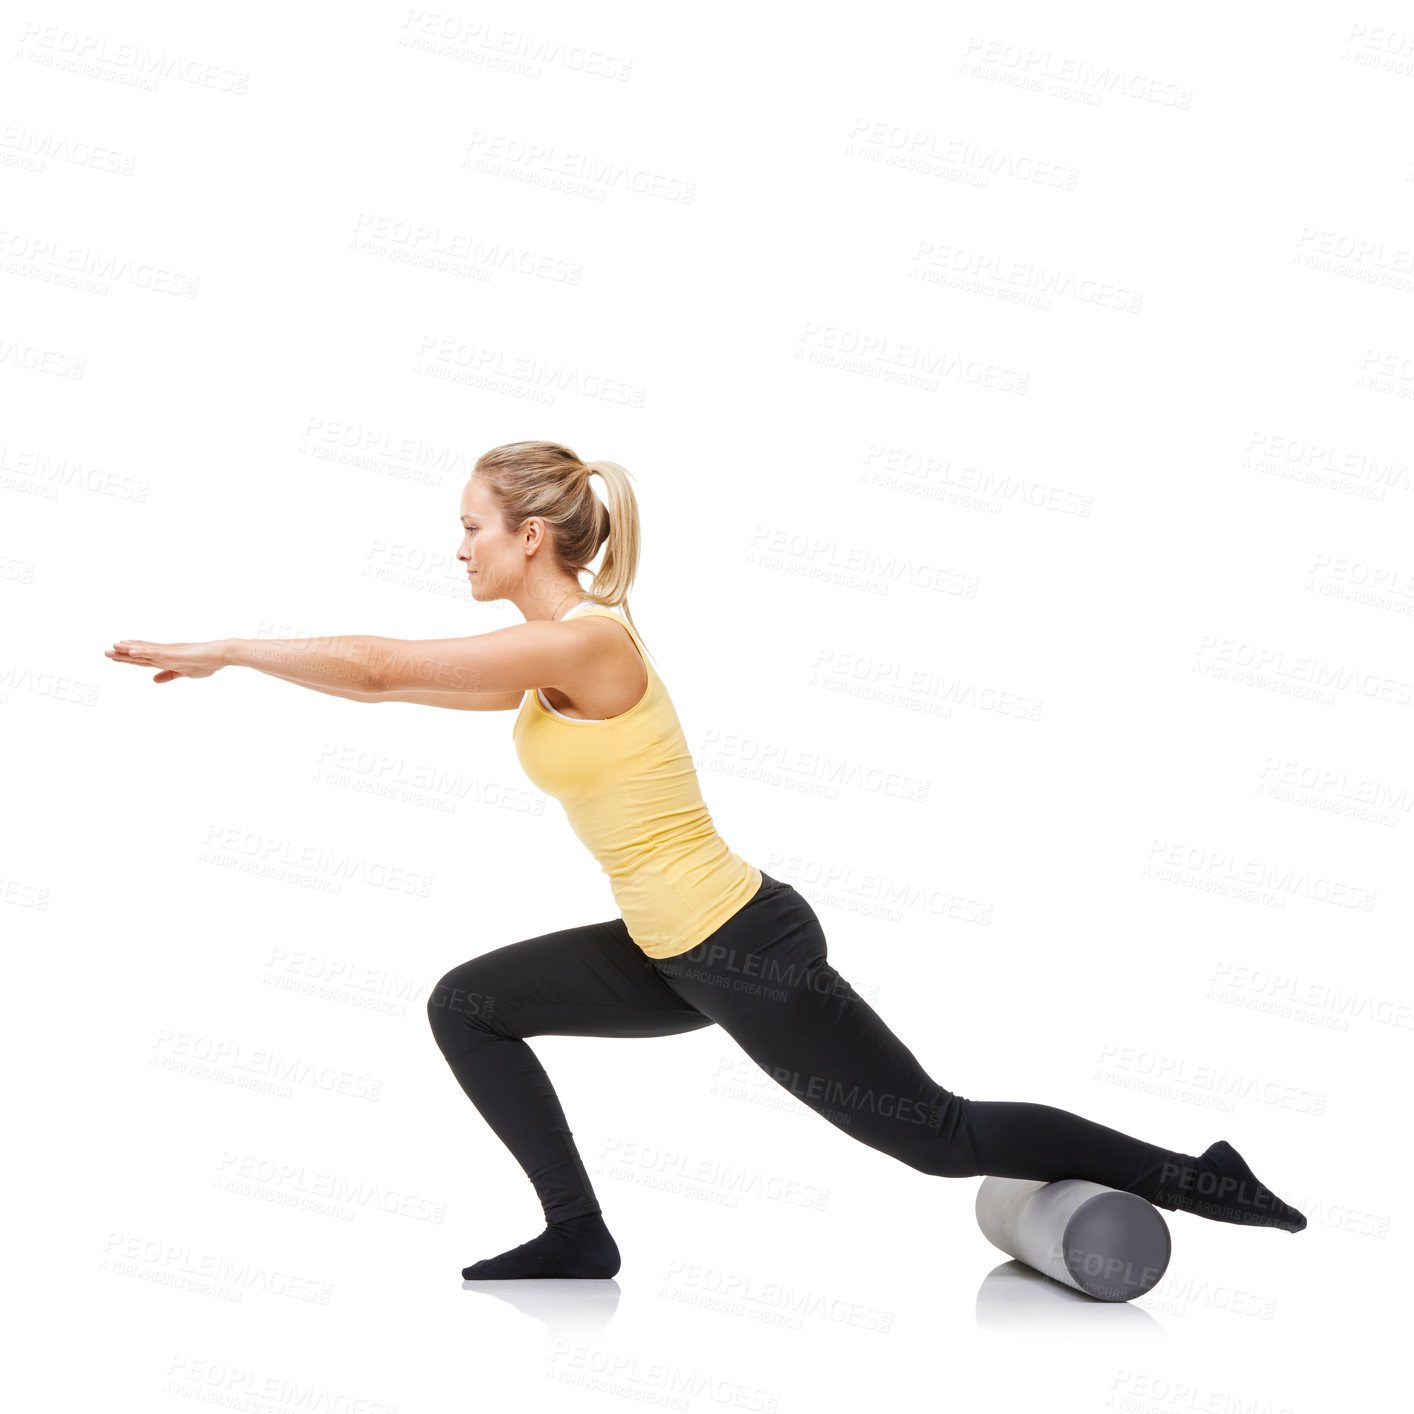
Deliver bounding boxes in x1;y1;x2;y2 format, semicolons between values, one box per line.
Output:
457;477;520;601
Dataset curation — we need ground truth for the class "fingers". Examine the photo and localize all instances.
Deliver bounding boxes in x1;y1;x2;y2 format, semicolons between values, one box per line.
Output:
105;642;186;682
107;642;166;675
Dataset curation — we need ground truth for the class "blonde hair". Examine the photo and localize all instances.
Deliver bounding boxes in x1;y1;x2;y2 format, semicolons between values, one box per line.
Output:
472;440;651;657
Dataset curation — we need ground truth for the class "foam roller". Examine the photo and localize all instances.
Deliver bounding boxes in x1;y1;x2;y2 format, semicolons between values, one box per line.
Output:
975;1176;1171;1302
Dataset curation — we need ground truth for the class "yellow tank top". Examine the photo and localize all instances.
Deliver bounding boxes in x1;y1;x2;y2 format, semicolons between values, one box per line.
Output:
511;603;762;959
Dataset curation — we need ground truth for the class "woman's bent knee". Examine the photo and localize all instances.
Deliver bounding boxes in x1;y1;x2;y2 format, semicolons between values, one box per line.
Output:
426;962;500;1044
896;1097;980;1179
909;1145;981;1180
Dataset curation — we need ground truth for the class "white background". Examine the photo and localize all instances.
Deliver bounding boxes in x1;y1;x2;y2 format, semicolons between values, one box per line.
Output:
5;2;1410;1409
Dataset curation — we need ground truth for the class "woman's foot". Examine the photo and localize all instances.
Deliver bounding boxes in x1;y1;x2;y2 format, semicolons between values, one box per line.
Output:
1149;1140;1307;1231
461;1210;621;1280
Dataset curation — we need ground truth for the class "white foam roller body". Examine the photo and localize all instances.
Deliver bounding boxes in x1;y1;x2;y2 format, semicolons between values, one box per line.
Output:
975;1176;1171;1302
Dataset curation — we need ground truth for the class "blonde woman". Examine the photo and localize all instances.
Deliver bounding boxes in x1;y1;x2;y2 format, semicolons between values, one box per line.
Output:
107;439;1306;1281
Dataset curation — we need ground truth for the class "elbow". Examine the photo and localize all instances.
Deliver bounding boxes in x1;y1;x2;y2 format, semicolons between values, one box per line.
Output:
358;635;391;696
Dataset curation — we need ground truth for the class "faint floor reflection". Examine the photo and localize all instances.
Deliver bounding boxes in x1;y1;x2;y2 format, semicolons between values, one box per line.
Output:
459;1277;622;1340
976;1261;1165;1334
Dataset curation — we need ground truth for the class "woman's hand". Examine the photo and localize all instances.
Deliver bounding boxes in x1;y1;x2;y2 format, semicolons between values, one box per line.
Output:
105;639;227;683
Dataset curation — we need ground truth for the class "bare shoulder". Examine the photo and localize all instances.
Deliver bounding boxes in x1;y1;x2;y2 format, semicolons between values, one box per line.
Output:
562;610;644;662
547;610;647;715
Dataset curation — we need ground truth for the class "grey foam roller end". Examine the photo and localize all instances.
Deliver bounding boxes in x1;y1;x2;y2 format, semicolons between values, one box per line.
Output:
1060;1189;1171;1300
975;1176;1172;1303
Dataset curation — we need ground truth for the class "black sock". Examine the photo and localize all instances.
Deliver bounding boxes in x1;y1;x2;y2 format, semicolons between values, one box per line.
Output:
1148;1140;1307;1231
461;1210;621;1280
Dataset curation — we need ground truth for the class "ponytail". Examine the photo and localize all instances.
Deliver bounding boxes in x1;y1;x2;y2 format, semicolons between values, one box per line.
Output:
581;459;647;650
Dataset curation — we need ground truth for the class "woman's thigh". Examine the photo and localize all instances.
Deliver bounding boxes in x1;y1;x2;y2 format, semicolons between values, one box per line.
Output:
428;915;716;1045
650;873;972;1166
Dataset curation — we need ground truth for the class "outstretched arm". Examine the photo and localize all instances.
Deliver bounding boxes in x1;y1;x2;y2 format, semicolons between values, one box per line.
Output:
107;621;592;704
229;621;593;696
238;667;522;711
106;635;384;691
223;634;388;691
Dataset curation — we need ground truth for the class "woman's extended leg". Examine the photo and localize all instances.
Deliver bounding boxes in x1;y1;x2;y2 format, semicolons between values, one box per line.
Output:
652;873;1306;1231
427;915;715;1278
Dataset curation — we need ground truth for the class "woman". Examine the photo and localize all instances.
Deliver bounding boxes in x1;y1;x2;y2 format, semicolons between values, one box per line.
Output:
107;439;1307;1282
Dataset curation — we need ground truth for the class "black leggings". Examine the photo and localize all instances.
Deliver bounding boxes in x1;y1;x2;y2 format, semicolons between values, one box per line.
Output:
427;870;1187;1223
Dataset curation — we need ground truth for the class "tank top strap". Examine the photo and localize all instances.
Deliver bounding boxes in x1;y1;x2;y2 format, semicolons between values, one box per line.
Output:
564;602;649;655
